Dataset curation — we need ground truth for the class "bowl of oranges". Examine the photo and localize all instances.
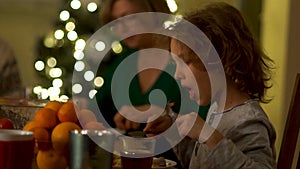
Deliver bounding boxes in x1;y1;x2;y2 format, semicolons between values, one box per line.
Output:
22;101;105;169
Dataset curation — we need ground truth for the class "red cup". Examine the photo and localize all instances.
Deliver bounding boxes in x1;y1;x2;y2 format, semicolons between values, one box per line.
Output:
0;129;34;169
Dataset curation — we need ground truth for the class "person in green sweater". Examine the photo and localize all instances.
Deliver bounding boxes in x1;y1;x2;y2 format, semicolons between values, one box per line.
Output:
90;0;203;168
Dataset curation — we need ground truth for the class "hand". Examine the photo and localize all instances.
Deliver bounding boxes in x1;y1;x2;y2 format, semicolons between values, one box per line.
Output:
114;104;165;131
175;112;205;140
113;112;140;131
143;115;173;137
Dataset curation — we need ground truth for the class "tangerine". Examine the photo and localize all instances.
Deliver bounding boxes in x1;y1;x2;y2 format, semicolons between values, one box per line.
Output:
57;101;78;123
34;108;58;129
51;122;81;153
32;127;51;151
44;101;63;112
23;121;41;131
36;148;68;169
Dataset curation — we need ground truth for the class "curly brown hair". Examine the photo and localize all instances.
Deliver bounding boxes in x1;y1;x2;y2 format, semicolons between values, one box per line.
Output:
177;2;274;103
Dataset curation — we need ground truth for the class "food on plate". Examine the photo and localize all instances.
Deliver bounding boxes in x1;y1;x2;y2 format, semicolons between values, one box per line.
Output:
152;157;167;167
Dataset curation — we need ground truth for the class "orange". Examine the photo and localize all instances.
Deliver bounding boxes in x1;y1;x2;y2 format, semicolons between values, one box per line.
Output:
23;121;41;131
44;100;63;112
57;101;78;123
32;127;50;141
51;122;81;153
36;148;68;169
32;127;51;151
77;109;97;127
34;108;58;129
84;121;105;130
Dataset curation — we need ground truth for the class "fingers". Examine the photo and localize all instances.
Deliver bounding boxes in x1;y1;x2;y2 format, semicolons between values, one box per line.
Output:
125;120;140;130
114;113;126;130
143;116;173;135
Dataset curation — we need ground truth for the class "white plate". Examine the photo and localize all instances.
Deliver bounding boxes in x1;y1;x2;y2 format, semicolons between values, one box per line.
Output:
112;158;177;169
153;158;177;169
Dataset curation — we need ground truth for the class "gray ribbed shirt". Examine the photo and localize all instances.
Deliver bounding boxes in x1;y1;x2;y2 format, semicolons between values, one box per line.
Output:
178;100;276;169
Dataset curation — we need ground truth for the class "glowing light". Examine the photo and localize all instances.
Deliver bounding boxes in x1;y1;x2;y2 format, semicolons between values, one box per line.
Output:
65;21;75;31
33;86;43;95
60;10;70;21
44;37;55;48
94;76;104;88
87;2;98;12
47;57;57;67
67;31;78;41
70;0;81;10
35;61;45;71
111;41;123;54
163;20;174;29
48;87;61;97
166;0;178;13
95;41;106;51
72;83;83;94
49;68;62;78
52;78;63;88
74;61;85;71
59;95;69;102
75;39;86;50
84;71;94;81
73;50;84;60
41;88;49;99
54;29;64;40
89;90;97;99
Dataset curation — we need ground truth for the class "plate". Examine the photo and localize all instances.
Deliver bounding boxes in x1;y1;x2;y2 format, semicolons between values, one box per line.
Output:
153;158;177;169
112;157;177;169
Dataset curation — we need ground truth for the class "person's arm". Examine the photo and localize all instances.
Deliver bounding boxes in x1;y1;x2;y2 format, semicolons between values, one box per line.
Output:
194;119;276;169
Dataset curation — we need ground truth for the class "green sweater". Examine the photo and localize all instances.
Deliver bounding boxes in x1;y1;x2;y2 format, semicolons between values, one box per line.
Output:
92;47;208;128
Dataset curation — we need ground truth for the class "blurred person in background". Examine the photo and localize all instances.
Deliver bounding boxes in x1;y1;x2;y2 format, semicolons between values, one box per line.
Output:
0;37;22;97
89;0;201;168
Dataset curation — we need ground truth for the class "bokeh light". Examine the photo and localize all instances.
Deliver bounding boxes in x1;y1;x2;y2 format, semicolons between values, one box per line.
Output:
35;61;45;71
111;41;123;54
74;61;85;72
84;71;94;81
166;0;178;13
70;0;81;10
94;76;104;88
72;83;83;94
52;78;63;88
87;2;98;12
59;10;70;21
75;39;86;50
67;31;78;41
49;68;63;78
73;50;85;60
65;21;75;31
47;57;57;68
95;41;106;51
89;89;97;99
54;29;64;40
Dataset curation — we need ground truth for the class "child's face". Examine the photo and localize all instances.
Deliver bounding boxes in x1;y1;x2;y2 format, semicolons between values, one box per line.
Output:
170;39;211;105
